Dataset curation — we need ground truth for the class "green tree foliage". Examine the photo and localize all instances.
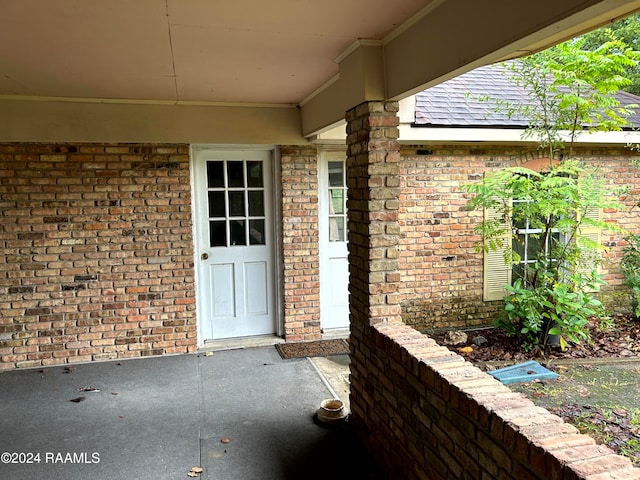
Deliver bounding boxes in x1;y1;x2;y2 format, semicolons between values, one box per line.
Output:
465;34;638;351
581;14;640;94
465;161;622;351
505;35;639;160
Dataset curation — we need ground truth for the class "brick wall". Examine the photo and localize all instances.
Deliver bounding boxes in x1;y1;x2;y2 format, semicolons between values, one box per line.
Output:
584;150;640;304
0;143;196;370
350;321;640;480
398;146;640;331
279;146;322;341
2;139;637;368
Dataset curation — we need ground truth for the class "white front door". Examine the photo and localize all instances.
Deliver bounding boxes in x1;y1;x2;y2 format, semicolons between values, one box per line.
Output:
193;149;276;341
319;150;350;331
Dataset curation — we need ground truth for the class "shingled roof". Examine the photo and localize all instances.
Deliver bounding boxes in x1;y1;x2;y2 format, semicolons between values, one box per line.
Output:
414;62;640;129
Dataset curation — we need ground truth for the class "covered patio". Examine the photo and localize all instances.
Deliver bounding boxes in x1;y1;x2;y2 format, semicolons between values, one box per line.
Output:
0;347;374;480
2;1;640;478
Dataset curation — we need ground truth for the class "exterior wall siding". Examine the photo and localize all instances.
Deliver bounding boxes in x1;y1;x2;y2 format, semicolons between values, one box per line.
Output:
0;143;197;370
398;145;640;332
1;141;639;366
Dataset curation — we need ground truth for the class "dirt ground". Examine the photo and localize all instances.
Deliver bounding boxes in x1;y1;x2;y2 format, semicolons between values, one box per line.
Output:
509;360;640;465
431;314;640;465
431;314;640;364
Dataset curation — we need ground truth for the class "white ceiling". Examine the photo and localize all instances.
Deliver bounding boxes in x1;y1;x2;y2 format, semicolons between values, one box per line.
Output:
3;0;640;143
0;0;434;105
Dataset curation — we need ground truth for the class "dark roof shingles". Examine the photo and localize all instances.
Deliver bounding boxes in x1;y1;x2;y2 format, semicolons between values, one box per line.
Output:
414;62;640;128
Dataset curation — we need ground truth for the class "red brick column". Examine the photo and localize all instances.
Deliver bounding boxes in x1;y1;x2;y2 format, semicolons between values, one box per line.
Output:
279;146;321;341
345;101;402;451
345;101;402;329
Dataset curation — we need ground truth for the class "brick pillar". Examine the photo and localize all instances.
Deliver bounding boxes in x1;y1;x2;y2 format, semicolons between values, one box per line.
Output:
346;101;402;329
345;101;402;448
280;146;321;341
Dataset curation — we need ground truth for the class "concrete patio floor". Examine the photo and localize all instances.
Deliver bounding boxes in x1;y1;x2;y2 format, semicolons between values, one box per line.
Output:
0;346;382;480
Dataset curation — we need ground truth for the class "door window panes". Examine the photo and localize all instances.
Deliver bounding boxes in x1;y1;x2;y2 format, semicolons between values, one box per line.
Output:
248;191;265;216
206;160;266;247
329;162;343;187
208;191;225;218
247;161;263;188
227;162;244;188
328;161;347;242
331;190;344;214
230;220;246;246
228;191;245;217
249;220;265;245
206;161;225;188
209;220;226;247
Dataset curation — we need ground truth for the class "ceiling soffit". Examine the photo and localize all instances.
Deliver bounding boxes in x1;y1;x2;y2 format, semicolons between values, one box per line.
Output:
1;0;640;142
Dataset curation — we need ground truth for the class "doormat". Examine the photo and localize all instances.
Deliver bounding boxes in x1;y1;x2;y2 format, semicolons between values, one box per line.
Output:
275;339;349;359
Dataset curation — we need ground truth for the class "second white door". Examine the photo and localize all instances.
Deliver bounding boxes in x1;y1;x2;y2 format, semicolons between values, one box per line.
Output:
319;150;350;331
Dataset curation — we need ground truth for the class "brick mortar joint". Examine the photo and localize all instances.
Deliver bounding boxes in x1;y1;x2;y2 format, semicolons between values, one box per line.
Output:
368;322;637;479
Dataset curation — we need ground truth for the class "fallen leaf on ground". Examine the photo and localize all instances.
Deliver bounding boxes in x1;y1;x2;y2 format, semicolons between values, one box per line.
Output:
70;396;86;403
79;387;100;392
63;366;75;374
458;346;473;353
187;466;204;477
220;437;231;444
205;352;214;357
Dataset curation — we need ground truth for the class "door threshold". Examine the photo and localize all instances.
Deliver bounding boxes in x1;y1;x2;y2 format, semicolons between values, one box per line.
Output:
321;328;350;340
200;335;284;352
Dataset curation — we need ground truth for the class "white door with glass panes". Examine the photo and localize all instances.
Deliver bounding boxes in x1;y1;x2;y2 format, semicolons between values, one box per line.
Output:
193;149;275;341
319;150;350;331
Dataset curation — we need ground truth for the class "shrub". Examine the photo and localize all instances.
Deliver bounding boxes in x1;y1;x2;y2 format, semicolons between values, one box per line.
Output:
496;272;604;351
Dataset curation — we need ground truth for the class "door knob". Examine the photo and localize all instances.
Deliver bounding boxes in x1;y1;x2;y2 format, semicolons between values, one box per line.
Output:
201;252;209;260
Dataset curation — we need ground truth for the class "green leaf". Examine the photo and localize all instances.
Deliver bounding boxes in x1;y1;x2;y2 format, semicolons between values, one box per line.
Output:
559;336;568;351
